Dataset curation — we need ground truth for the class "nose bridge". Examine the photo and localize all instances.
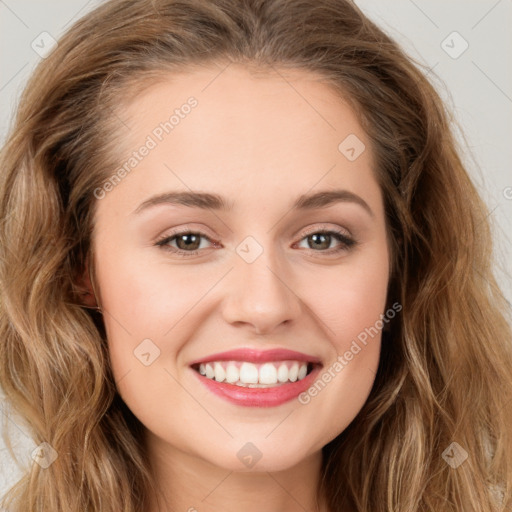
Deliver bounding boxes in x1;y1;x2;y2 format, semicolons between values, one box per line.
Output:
221;235;302;333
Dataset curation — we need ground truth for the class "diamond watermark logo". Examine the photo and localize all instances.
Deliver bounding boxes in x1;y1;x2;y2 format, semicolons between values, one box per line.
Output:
31;442;58;469
442;441;469;468
237;442;263;468
338;134;366;161
134;338;161;366
31;32;58;59
441;31;469;59
236;236;263;264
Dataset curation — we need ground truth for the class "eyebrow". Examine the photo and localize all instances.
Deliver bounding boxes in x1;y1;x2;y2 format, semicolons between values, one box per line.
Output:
132;189;374;217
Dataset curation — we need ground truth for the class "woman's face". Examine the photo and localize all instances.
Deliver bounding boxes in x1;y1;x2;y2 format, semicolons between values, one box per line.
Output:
90;64;390;472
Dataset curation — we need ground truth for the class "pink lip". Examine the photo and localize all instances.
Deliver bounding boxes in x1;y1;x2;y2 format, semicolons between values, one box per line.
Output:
189;348;321;366
191;364;322;407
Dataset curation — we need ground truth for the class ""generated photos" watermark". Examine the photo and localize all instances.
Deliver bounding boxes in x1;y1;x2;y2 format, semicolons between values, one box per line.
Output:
298;301;402;404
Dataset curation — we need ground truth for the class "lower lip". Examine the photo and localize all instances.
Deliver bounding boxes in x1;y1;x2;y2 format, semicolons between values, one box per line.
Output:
192;365;322;407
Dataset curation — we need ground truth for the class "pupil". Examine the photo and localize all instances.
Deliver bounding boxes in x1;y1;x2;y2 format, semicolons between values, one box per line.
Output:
310;233;330;250
178;234;200;250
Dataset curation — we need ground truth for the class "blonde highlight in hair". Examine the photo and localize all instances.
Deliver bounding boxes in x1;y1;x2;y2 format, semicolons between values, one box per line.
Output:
1;0;511;510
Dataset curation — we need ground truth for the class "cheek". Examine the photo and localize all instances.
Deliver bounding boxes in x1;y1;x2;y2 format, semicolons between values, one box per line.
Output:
94;248;222;377
296;247;388;422
305;249;389;343
95;240;213;328
330;269;388;341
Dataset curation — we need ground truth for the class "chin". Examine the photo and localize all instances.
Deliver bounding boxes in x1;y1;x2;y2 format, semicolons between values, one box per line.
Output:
202;441;318;473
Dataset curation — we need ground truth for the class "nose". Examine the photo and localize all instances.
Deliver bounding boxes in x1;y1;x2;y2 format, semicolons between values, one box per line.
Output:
221;247;303;335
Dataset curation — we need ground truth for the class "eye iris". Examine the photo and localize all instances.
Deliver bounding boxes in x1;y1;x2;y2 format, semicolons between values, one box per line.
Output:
176;233;201;250
309;233;331;250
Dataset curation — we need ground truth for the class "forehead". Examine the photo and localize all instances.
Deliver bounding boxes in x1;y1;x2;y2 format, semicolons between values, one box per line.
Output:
121;63;367;148
98;63;380;215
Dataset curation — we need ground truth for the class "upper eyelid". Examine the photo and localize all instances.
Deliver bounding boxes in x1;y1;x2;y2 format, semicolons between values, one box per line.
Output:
157;226;350;241
299;223;352;237
158;222;352;240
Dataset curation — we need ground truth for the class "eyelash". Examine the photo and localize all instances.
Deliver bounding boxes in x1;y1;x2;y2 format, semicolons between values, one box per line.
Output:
154;227;357;258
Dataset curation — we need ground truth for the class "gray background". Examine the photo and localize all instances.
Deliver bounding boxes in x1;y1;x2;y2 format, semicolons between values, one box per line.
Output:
1;0;511;502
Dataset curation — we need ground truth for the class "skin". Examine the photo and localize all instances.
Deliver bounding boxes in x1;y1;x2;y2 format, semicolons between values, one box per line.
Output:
83;63;390;512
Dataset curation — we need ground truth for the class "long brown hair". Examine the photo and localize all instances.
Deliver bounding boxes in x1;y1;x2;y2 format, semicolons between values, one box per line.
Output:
1;0;511;510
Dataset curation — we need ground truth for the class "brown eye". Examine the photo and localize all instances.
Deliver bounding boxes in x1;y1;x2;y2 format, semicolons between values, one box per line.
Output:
297;230;356;253
155;231;214;255
307;233;332;250
174;233;202;251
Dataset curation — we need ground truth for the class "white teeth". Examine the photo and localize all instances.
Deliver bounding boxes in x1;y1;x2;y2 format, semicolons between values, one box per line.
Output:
277;363;289;383
214;362;226;382
195;360;312;387
225;363;239;383
259;363;277;384
205;363;214;379
289;362;299;382
239;362;259;384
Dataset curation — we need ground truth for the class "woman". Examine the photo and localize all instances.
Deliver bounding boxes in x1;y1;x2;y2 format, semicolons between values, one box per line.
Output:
1;0;511;511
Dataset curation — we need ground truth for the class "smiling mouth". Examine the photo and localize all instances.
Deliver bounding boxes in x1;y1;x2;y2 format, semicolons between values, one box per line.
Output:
190;360;318;388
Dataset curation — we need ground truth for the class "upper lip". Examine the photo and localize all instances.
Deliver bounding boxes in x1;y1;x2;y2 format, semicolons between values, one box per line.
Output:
189;348;322;366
